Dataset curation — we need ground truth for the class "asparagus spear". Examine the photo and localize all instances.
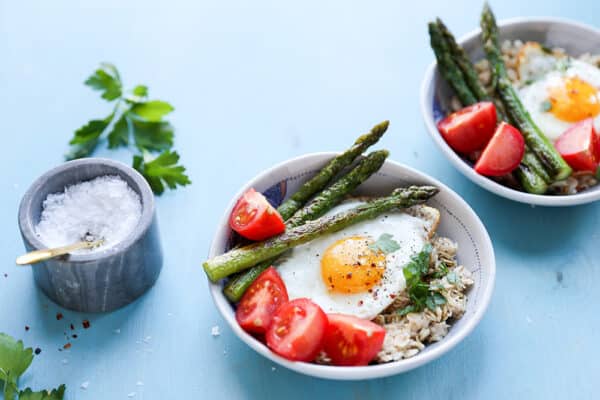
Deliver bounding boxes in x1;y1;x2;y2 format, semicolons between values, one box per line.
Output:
276;120;389;220
514;164;548;194
480;3;572;181
223;150;389;302
430;18;548;192
428;22;478;106
204;186;439;282
436;18;490;103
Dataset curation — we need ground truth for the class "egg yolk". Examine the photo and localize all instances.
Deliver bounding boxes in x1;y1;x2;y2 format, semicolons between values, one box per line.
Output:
548;77;600;122
321;236;386;294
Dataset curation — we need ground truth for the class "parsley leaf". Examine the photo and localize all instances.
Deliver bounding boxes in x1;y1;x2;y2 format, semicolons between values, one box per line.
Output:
131;120;174;152
596;165;600;180
130;100;174;122
425;292;447;311
132;85;148;97
432;262;449;279
540;100;552;112
107;115;130;149
0;333;34;400
84;63;122;101
69;117;111;146
66;63;190;194
446;271;459;284
133;150;191;194
399;243;447;315
368;233;401;254
66;115;113;160
0;334;65;400
18;385;66;400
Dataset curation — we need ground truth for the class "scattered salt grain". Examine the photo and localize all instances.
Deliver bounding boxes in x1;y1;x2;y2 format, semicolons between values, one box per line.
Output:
136;381;144;387
81;381;90;390
113;329;121;334
61;359;69;365
271;367;276;372
128;392;136;398
35;175;142;254
211;326;220;337
143;336;152;343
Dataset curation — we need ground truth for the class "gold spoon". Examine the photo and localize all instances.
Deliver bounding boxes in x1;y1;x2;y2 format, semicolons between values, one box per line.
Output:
16;239;105;266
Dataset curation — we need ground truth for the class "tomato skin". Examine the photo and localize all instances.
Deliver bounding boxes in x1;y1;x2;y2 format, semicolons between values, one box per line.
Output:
474;122;525;176
229;188;286;241
437;102;498;153
236;267;289;334
554;119;600;172
322;314;386;366
266;298;327;362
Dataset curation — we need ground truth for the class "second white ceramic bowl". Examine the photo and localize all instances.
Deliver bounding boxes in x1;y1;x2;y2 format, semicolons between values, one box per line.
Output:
207;153;495;380
421;17;600;206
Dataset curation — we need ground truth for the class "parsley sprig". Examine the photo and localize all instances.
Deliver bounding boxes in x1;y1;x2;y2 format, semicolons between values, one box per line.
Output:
398;243;447;316
0;333;65;400
66;63;191;194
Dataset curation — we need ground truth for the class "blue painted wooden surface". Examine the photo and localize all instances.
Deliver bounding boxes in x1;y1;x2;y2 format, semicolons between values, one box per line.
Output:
1;0;599;398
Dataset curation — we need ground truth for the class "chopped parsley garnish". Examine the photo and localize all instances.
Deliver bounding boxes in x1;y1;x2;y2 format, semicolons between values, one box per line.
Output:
368;233;400;254
398;243;447;316
541;100;553;112
446;271;459;284
432;262;449;279
0;333;65;400
66;63;190;194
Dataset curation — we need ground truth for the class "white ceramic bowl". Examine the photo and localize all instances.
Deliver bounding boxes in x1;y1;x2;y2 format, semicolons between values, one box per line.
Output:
207;153;496;380
421;17;600;207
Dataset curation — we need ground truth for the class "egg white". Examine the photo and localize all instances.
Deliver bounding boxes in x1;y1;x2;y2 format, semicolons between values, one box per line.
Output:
518;59;600;140
276;200;429;320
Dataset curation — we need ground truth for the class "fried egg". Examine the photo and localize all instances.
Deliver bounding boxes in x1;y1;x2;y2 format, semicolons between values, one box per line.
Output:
276;200;436;320
517;42;600;140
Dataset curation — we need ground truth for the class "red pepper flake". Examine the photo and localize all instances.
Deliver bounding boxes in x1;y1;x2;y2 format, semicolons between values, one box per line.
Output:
63;343;71;350
56;313;63;321
389;294;396;299
82;320;91;329
70;324;75;330
25;326;30;331
34;348;42;355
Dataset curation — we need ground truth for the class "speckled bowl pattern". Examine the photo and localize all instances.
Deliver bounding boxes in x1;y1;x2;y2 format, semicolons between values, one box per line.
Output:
420;18;600;206
18;158;163;313
208;153;496;380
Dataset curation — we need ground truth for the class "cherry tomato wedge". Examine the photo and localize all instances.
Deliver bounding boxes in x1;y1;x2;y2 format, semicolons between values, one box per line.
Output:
437;101;498;153
474;122;525;176
229;188;285;241
554;118;600;172
266;298;327;362
236;267;289;334
322;314;386;366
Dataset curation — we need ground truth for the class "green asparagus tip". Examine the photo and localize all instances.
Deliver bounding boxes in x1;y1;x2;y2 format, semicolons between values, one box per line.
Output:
392;185;439;199
374;120;390;133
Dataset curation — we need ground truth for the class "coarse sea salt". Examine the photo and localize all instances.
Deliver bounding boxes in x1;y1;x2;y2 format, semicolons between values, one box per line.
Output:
35;175;142;254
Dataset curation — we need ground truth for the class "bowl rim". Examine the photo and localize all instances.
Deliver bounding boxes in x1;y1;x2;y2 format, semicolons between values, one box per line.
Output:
420;16;600;207
18;157;156;263
207;152;496;380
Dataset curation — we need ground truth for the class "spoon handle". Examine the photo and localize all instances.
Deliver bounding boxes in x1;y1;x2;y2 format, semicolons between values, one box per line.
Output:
16;240;103;265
